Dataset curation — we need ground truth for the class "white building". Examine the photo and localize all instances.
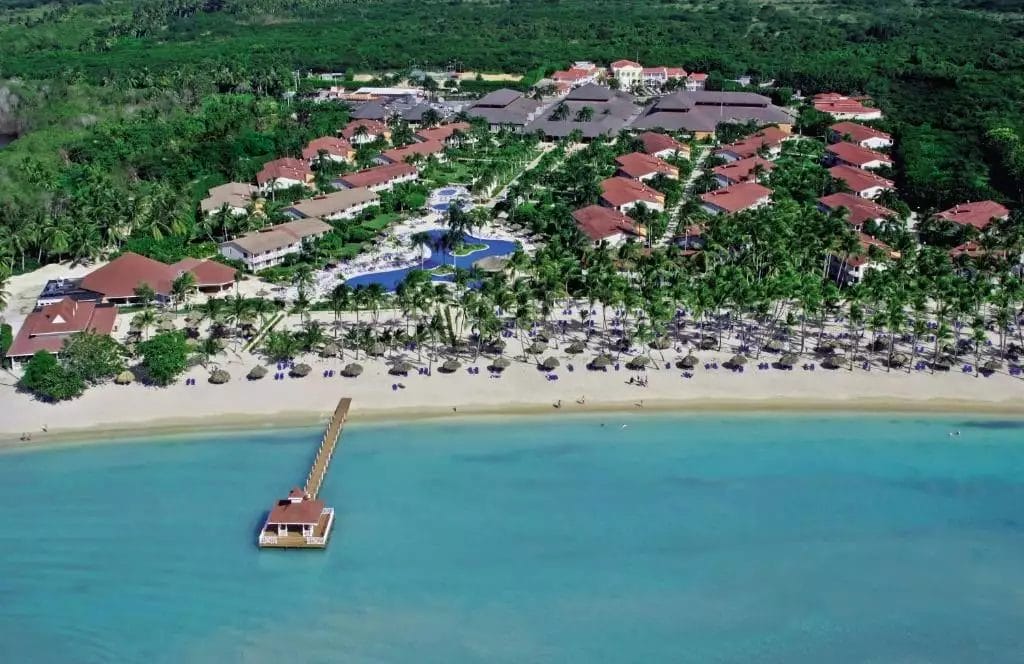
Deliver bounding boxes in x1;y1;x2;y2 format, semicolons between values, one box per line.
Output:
610;60;643;89
219;219;333;272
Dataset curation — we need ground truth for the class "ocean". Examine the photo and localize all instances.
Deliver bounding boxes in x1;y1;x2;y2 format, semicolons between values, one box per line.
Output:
1;414;1023;663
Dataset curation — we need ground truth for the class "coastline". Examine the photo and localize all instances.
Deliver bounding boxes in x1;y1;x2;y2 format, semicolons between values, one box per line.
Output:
4;394;1023;451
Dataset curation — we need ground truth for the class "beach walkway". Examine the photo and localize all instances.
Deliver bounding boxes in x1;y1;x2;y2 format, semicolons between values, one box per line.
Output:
305;397;352;499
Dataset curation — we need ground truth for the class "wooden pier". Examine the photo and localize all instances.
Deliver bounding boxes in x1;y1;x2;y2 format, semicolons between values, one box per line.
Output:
257;397;351;549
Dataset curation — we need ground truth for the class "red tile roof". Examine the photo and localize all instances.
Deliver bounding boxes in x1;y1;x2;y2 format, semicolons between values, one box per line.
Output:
7;298;117;358
337;162;417;189
826;141;892;167
599;177;663;207
80;252;176;300
552;67;594;82
712;156;774;185
340;119;389;140
845;233;899;267
256;158;312;186
818;192;897;227
936;200;1010;230
828;165;894;195
414;122;471;143
302;136;353;161
169;259;237;288
829;122;891;144
380;139;445;164
611;59;642;69
700;182;772;213
813;95;881;117
571;205;638;241
716;126;788;159
688;73;708;81
639;132;687;157
615;152;677;179
266;497;325;525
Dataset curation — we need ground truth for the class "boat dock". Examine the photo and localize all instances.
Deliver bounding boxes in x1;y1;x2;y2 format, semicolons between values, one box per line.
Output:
257;397;352;549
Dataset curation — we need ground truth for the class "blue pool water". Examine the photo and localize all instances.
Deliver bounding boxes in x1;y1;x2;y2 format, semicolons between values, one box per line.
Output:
345;229;518;291
438;187;459;197
2;414;1024;663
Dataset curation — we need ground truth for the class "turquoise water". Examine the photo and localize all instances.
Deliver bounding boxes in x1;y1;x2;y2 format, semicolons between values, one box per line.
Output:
2;414;1024;663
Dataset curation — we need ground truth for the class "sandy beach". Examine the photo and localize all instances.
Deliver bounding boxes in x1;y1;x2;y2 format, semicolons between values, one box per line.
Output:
3;315;1023;446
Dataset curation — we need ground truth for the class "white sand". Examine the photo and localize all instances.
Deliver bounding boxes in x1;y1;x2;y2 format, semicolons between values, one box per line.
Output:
1;261;105;328
2;310;1023;445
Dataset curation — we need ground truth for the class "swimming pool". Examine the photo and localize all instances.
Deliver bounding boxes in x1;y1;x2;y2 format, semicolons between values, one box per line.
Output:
345;229;519;291
437;187;459;197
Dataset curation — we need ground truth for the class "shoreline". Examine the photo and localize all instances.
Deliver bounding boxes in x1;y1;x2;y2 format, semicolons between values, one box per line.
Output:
4;395;1024;451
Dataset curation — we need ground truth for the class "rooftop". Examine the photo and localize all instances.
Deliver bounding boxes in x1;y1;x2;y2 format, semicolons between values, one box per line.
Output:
256;158;311;186
712;156;775;184
302;136;353;161
826;141;892;167
716;126;788;159
828;165;894;193
615;152;676;178
337;162;417;189
599;177;663;207
414;122;471;143
380;139;446;163
829;122;891;143
6;298;117;358
340;119;389;140
818;192;897;226
936;200;1010;229
266;497;326;526
638;131;687;156
700;182;772;213
286;189;379;218
571;205;638;241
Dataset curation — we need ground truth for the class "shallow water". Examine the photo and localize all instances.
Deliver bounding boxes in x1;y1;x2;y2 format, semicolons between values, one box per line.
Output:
2;414;1023;663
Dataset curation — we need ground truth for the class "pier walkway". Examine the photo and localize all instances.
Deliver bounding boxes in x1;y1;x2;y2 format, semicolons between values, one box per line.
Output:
305;397;352;498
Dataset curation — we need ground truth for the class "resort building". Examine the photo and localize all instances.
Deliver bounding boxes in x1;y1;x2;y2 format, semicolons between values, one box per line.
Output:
551;62;602;88
526;84;640;140
284;188;379;221
74;252;236;305
6;298;117;362
700;182;772;215
813;93;883;120
256;158;313;191
414;122;472;145
712;156;774;187
829;233;899;285
638;131;689;160
219;218;334;272
828;165;895;198
258;487;335;548
377;139;447;165
715;126;789;162
571;205;641;247
818;192;897;230
333;163;418;192
465;89;542;132
935;200;1010;230
599;177;665;213
609;59;644;89
632;91;794;138
301;136;355;164
340;119;390;145
615;152;679;181
200;182;257;216
828;122;893;150
825;142;893;170
683;73;708;91
349;101;390;122
642;66;688;88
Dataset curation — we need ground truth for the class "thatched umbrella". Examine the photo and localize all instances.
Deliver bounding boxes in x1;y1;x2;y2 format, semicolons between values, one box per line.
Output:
677;354;699;369
158;319;176;333
982;359;1002;373
815;341;837;355
441;359;462;373
626;355;650;370
114;370;135;385
368;342;386;357
184;314;202;327
566;341;586;354
821;355;842;370
209;369;231;384
247;365;268;380
699;336;717;350
886;352;909;368
389;361;412;376
290;363;312;378
614;337;632;352
778;353;798;368
527;340;547;355
728;354;748;367
589;354;613;370
489;357;511;372
341;363;364;377
868;338;888;353
540;356;560;371
932;355;953;371
764;339;784;353
320;342;341;358
487;339;507;354
649;336;671;350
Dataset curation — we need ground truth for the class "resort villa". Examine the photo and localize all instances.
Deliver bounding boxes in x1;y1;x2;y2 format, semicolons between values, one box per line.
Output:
200;182;258;216
715;126;789;162
609;60;644;89
219;218;333;272
828;122;893;150
550;62;602;89
712;156;774;187
829;233;899;285
333;163;418;192
700;182;772;215
813;93;883;120
599;177;665;213
258;487;335;549
935;200;1011;230
5;298;117;362
828;165;895;198
414;122;472;145
818;192;898;230
825;142;893;170
284;188;380;221
256;158;313;191
377;140;447;165
302;136;355;164
571;205;641;247
465;89;542;132
615;152;679;181
632;91;794;138
638;131;690;160
340;119;391;145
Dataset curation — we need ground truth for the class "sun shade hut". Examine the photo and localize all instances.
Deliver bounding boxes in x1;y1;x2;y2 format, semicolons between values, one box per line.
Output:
566;341;586;354
368;342;386;357
488;357;511;371
677;354;698;369
290;363;312;378
209;369;231;384
342;363;364;377
627;355;650;370
589;354;613;369
441;359;462;373
389;361;412;375
778;353;798;368
727;354;748;368
247;365;268;380
114;370;135;385
527;340;548;355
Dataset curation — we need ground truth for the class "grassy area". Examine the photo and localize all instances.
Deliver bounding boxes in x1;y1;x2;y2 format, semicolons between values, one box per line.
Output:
453;242;487;257
356;212;401;233
422;161;474;187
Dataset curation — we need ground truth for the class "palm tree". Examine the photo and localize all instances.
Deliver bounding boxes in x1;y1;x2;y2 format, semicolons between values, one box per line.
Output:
574;106;595;123
410;231;433;269
135;308;157;340
171;271;197;310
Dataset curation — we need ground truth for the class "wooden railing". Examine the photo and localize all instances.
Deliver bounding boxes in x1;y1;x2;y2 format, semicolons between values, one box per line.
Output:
304;398;351;498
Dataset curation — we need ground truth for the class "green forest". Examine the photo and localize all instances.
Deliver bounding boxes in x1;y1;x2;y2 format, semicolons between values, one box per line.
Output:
1;0;1024;275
